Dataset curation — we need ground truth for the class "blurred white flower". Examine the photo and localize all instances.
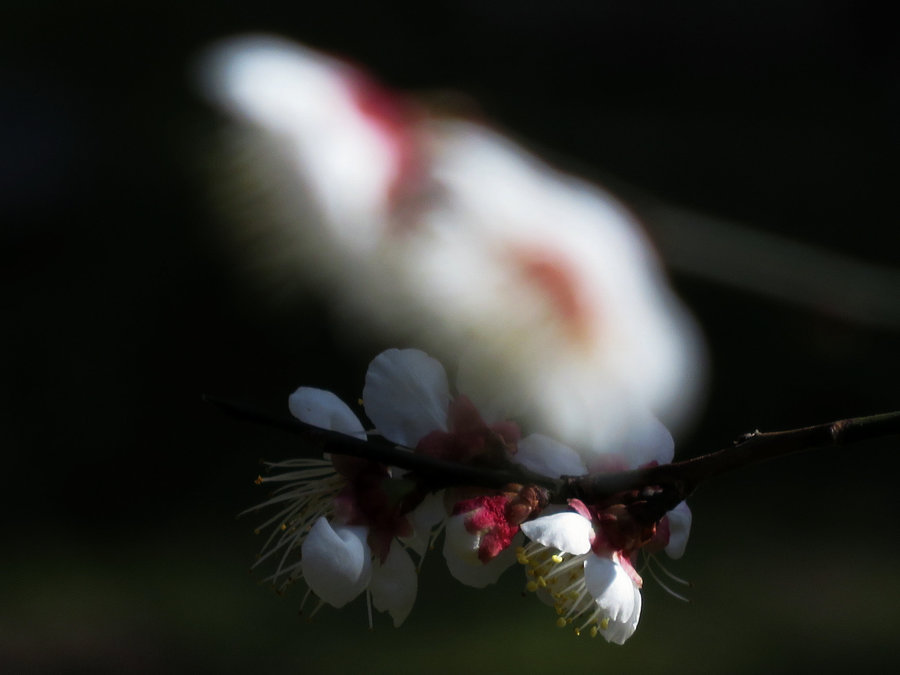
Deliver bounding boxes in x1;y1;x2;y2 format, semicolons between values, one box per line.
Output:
200;35;705;455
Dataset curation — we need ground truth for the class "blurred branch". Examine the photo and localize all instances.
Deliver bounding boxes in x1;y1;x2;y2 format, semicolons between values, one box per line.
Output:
639;201;900;330
208;395;900;523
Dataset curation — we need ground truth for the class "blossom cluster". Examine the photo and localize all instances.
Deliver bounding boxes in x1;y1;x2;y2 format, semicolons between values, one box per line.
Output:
248;348;691;643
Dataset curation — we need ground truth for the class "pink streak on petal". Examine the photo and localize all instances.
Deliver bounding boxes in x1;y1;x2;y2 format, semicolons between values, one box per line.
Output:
344;71;423;210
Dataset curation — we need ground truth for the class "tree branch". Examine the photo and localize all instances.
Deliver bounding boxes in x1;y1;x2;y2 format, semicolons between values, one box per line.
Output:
204;395;554;490
561;410;900;522
207;395;900;522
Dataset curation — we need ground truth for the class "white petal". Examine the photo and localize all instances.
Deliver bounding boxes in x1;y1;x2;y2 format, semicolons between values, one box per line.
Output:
520;512;593;555
200;35;397;249
442;516;521;588
441;513;480;565
664;501;692;560
406;121;705;448
514;434;588;478
370;540;417;627
300;518;371;607
584;555;636;624
619;409;675;468
288;387;366;440
363;348;451;447
602;583;642;645
401;491;447;557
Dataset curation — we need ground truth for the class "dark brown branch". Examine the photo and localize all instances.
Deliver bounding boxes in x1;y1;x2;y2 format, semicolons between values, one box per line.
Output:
207;394;900;521
204;395;554;490
561;410;900;522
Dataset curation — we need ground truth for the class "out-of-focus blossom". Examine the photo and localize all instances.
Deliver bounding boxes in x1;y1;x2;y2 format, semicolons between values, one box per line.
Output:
200;35;705;454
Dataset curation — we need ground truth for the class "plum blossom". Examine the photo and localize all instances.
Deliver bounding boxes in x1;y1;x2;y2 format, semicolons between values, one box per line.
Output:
518;496;691;644
248;385;423;626
514;418;690;644
248;345;693;638
249;347;579;622
363;348;574;587
200;35;705;457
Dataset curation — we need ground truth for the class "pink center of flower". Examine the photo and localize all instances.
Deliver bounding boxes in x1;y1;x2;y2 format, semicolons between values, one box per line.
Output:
415;395;520;464
332;459;413;562
453;495;520;563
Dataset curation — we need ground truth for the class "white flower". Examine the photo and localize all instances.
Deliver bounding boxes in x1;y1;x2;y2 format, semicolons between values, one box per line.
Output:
518;512;642;644
519;495;690;644
363;348;584;586
200;35;706;457
250;381;425;625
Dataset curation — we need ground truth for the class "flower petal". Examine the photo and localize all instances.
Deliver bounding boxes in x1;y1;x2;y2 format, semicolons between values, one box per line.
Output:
363;348;451;446
288;387;366;440
619;409;675;468
200;35;401;251
664;501;692;560
584;555;636;624
401;491;447;557
442;515;521;588
520;511;593;555
300;518;371;607
602;582;642;645
514;433;588;478
370;540;417;627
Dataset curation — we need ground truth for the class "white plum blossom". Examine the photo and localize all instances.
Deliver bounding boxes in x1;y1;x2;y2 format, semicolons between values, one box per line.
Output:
249;384;422;626
363;348;576;587
249;347;578;622
516;429;691;643
248;345;693;639
200;35;705;457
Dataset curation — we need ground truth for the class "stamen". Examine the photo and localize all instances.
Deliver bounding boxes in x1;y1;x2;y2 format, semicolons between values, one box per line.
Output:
649;554;692;587
647;562;691;603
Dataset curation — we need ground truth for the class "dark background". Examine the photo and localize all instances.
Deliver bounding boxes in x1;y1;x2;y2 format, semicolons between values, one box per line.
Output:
3;2;898;673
